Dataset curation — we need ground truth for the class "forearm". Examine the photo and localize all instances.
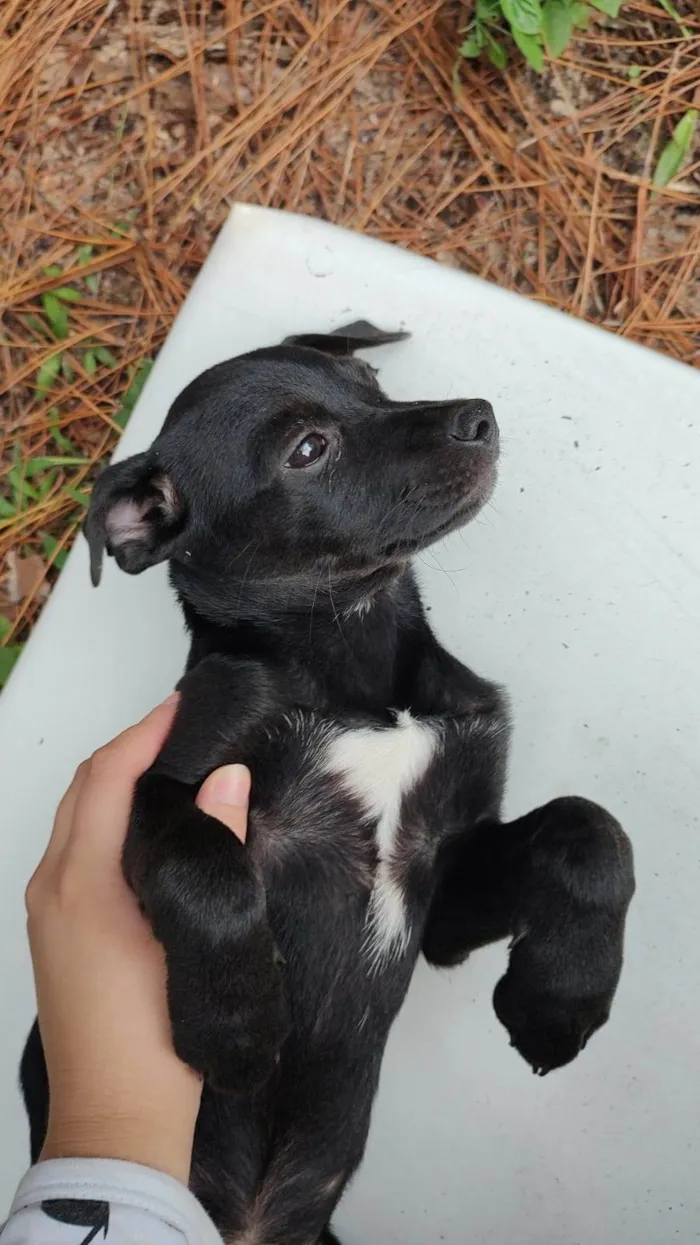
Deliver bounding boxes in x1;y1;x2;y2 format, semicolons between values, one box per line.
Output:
40;1100;196;1185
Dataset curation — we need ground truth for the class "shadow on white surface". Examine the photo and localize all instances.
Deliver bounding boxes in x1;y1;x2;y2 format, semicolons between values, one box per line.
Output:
1;205;698;1243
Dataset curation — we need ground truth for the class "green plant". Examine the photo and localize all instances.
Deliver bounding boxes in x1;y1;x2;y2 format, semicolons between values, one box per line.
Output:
456;0;685;72
115;357;154;429
0;614;22;689
0;634;22;689
0;236;156;674
31;246;105;399
653;109;698;187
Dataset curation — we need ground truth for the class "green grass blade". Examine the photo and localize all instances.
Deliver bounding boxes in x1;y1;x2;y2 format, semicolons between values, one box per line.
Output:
0;646;23;688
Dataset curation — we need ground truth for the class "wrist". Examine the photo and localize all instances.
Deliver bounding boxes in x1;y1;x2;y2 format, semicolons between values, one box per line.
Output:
40;1104;196;1184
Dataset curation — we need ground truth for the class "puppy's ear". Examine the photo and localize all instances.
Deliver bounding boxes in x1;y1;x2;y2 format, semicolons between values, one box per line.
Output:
84;453;185;586
283;319;409;356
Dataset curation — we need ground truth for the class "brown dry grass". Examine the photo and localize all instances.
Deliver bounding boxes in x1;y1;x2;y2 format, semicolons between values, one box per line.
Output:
2;0;700;660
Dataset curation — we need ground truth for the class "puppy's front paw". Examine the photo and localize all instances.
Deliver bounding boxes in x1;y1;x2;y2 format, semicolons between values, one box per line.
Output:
495;797;634;1074
128;801;288;1094
493;948;610;1075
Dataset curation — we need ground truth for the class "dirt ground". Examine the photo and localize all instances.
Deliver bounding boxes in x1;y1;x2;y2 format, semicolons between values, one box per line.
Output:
1;0;700;666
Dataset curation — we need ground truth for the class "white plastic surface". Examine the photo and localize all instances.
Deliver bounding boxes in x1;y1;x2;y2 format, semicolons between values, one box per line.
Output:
1;205;699;1243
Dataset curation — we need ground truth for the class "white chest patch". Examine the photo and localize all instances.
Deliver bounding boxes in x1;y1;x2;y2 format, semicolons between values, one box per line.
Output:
324;711;439;970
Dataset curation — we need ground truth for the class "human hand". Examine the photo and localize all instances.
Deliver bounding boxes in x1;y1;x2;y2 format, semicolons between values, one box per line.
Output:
25;695;251;1184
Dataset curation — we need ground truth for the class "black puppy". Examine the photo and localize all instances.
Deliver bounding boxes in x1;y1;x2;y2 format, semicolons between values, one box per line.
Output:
22;322;635;1245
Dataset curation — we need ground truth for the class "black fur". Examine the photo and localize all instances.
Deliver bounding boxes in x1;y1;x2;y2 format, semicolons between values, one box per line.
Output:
21;322;635;1244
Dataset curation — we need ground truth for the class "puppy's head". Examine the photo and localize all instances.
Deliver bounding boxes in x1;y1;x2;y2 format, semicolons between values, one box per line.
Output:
85;321;499;615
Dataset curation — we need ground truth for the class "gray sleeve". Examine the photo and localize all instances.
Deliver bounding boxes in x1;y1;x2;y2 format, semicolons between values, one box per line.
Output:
0;1158;224;1245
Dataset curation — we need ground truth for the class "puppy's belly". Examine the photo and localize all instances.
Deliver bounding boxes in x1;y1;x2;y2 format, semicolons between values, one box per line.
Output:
249;708;442;976
194;713;452;1243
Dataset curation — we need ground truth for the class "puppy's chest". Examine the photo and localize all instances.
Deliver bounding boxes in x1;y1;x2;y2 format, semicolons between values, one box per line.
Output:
252;706;500;970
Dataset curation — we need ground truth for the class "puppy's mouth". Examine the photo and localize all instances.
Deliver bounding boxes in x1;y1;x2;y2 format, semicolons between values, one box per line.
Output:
379;469;496;559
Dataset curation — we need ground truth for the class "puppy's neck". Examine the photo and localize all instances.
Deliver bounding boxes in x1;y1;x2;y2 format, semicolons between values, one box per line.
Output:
172;559;408;630
174;559;422;712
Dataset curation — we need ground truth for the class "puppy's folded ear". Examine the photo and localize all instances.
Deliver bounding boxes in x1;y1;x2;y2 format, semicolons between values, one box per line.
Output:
283;320;409;356
84;453;185;586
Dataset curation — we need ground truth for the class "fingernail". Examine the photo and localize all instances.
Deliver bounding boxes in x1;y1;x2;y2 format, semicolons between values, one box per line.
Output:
208;764;250;807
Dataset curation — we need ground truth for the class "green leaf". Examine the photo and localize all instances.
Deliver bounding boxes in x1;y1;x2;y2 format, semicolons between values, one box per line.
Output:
36;352;63;396
502;0;544;35
487;36;509;67
512;27;545;67
41;292;69;341
53;285;81;303
27;314;52;340
49;412;76;453
63;485;90;508
572;2;590;24
42;264;62;279
0;497;16;518
542;0;575;53
653;109;698;187
110;219;132;237
95;345;118;368
84;349;97;375
26;455;88;473
0;645;22;688
115;358;154;429
477;0;503;17
37;469;58;500
672;109;697;151
0;616;12;639
41;535;69;569
76;244;94;264
628;65;641;80
85;274;99;294
589;0;622;14
459;33;484;57
8;467;40;503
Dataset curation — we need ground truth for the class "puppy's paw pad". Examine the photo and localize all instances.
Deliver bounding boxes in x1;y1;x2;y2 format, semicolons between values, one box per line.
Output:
494;966;610;1074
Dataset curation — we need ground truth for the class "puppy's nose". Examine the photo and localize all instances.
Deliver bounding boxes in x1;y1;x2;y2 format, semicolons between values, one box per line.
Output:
451;399;497;445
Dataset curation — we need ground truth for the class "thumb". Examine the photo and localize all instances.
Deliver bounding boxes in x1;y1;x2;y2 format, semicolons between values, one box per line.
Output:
196;764;251;843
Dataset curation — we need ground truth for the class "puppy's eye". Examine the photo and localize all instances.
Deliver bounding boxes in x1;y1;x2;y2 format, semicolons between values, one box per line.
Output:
285;433;328;469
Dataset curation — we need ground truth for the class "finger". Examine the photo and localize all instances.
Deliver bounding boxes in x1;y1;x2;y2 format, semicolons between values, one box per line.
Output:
39;759;91;868
89;693;180;786
196;764;250;844
26;758;91;913
70;694;179;860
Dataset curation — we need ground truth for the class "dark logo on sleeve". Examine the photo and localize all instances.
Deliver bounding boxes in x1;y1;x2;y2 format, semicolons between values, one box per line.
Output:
41;1198;110;1244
